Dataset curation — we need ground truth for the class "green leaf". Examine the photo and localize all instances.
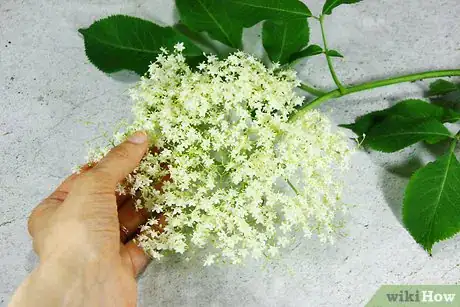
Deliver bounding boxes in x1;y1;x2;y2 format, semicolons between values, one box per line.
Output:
341;99;458;152
426;79;460;112
176;0;312;48
228;0;312;26
363;116;452;152
403;142;460;253
79;15;203;75
262;19;309;64
428;79;460;96
322;0;363;15
326;49;344;58
341;99;460;136
175;0;244;48
290;44;323;61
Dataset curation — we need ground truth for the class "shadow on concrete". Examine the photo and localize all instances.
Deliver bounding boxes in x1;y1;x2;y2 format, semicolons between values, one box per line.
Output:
108;71;140;83
376;139;452;225
378;160;417;224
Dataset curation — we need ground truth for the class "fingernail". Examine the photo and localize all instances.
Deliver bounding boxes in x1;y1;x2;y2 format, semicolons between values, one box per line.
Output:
127;131;148;144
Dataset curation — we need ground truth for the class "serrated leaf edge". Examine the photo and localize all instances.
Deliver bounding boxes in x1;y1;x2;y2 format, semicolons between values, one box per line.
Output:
402;142;460;254
229;0;312;17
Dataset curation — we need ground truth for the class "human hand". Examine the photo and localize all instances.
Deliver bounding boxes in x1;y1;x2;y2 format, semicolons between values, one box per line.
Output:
10;131;155;307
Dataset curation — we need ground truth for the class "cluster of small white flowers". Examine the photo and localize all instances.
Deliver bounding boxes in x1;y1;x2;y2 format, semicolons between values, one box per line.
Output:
86;44;351;265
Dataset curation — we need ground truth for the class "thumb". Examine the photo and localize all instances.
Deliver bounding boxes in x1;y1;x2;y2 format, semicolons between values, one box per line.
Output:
89;131;149;189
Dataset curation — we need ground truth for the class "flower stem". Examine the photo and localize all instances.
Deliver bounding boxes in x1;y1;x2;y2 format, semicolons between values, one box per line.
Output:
286;179;299;195
319;14;346;94
298;82;327;96
291;69;460;122
449;137;458;153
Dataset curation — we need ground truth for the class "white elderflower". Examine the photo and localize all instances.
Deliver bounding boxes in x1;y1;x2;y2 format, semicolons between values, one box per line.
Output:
204;254;216;266
173;42;185;52
87;47;352;265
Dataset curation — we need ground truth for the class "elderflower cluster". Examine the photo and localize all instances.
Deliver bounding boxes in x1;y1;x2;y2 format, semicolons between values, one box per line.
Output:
86;44;351;265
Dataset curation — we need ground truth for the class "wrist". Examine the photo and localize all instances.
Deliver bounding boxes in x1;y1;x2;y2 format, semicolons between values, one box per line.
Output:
10;254;117;307
9;263;79;306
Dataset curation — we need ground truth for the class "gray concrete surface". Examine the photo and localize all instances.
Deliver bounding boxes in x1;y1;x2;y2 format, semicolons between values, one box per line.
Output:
1;0;460;306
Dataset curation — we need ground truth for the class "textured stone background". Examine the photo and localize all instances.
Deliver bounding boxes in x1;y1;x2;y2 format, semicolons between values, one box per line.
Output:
1;0;459;306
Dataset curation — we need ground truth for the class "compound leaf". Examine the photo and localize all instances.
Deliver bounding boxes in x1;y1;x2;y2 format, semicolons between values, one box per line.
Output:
79;15;203;75
428;79;460;96
403;144;460;253
363;116;452;152
341;99;460;137
326;49;344;58
323;0;363;15
175;0;244;48
263;19;309;64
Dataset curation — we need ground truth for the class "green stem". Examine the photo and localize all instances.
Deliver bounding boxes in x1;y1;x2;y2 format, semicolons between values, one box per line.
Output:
319;14;346;94
449;137;458;152
286;179;299;195
290;69;460;122
298;82;327;96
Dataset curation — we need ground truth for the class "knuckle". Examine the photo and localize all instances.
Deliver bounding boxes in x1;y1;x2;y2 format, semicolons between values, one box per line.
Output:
46;190;69;203
27;210;37;236
74;172;95;186
110;145;131;161
80;203;119;232
85;190;117;204
77;170;112;190
27;203;47;236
